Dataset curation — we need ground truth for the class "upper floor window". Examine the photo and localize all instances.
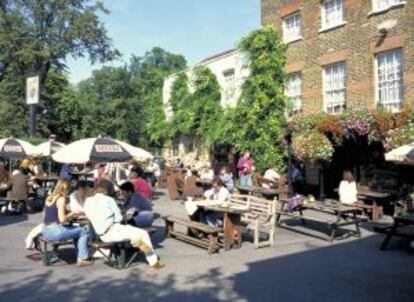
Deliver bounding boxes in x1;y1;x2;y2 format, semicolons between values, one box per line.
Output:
283;13;302;43
321;0;345;30
323;62;346;114
372;0;406;12
223;69;236;104
285;73;303;115
375;49;403;112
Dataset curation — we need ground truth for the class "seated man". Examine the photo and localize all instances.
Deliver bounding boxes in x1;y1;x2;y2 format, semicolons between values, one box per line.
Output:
119;181;154;228
130;167;152;200
199;163;214;181
84;183;164;270
262;165;280;189
200;179;230;226
68;180;89;214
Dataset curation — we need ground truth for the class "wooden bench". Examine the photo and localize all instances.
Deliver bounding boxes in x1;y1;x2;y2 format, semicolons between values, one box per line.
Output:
164;215;221;254
276;198;367;242
230;194;277;248
34;235;75;266
375;214;414;250
90;226;157;269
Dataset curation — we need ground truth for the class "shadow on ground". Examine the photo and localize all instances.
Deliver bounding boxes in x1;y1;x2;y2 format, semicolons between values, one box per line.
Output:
1;234;413;302
0;213;28;227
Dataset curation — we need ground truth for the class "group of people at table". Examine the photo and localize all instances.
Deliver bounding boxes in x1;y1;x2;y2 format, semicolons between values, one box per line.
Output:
17;148;372;269
23;161;165;269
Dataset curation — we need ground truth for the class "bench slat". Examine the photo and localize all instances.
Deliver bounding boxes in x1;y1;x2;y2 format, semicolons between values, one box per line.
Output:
165;216;221;233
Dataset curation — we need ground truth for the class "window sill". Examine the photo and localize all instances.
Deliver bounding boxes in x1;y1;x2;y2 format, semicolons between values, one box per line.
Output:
368;2;406;17
284;36;303;44
319;21;347;33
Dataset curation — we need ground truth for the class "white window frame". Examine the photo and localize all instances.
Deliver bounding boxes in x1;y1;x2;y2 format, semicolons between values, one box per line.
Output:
371;0;406;14
375;49;403;113
285;73;303;115
283;13;302;43
320;0;346;32
323;62;346;114
223;69;236;105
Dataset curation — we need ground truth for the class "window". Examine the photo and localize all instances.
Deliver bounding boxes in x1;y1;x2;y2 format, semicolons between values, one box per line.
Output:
372;0;405;12
283;13;301;43
321;0;345;30
376;49;403;112
323;62;346;114
285;73;303;115
223;69;235;104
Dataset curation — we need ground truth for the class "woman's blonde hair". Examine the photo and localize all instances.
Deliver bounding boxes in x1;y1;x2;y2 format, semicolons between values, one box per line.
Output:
47;178;71;202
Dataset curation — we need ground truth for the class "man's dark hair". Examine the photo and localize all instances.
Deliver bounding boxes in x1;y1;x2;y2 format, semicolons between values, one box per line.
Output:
131;166;144;178
78;180;88;188
119;181;135;193
212;178;223;187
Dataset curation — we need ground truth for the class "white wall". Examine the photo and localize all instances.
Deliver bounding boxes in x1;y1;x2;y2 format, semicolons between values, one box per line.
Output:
162;49;250;120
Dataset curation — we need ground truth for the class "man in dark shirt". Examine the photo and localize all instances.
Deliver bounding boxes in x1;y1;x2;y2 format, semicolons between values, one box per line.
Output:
119;181;154;227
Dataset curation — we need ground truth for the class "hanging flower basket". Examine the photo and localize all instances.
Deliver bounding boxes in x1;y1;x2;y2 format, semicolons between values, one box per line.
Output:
292;131;334;162
340;110;372;139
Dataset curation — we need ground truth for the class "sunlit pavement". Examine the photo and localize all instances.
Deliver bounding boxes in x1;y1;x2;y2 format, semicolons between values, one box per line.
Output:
0;190;413;302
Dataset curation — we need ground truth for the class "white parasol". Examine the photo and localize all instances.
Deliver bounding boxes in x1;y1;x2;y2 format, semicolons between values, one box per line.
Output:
384;142;414;165
35;141;66;157
0;138;36;159
115;140;153;162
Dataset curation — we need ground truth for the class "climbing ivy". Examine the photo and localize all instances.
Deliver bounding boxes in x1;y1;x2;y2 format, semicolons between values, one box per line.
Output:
229;27;288;172
169;65;224;146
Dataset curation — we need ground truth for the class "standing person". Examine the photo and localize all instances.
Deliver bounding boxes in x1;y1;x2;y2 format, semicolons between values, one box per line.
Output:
144;159;161;187
339;171;358;205
84;183;164;269
131;167;152;201
237;151;254;187
41;179;93;266
119;182;154;227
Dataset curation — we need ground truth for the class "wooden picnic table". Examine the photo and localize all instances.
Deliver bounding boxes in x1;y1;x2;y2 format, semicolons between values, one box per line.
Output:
237;185;278;200
277;198;365;242
377;214;414;250
195;200;248;250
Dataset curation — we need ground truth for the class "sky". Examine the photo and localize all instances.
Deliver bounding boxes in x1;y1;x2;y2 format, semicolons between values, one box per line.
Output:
67;0;261;83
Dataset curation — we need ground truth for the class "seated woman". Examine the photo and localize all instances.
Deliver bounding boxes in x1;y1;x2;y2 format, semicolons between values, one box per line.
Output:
119;181;154;228
200;179;230;226
339;171;358;205
219;167;234;193
41;179;93;267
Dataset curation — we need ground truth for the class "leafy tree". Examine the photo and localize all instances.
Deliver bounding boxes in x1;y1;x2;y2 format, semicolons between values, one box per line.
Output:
0;0;119;138
129;48;187;146
229;27;288;172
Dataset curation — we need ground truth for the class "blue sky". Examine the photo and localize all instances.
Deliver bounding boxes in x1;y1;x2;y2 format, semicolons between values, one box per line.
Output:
66;0;260;83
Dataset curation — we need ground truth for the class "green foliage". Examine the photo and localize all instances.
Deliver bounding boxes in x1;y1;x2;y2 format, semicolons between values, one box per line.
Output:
169;72;193;136
169;65;224;146
229;27;287;172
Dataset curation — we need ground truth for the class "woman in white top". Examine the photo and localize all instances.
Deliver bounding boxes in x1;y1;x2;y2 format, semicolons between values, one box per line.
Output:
339;171;358;205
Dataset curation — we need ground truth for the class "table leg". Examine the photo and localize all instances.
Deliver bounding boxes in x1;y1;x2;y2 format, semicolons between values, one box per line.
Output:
380;222;398;251
223;213;242;250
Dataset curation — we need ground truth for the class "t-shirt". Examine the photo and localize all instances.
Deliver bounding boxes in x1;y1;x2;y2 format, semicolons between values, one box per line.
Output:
133;177;152;200
339;181;357;204
203;187;230;203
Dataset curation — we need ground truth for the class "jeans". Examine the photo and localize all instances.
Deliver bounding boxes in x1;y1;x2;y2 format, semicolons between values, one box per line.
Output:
199;211;224;227
132;212;154;228
42;224;90;260
239;174;252;187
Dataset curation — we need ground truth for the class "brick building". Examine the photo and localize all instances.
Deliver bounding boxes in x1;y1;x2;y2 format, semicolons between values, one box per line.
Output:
261;0;413;114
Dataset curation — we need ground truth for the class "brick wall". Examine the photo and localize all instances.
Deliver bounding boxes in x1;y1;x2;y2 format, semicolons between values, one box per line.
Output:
261;0;414;113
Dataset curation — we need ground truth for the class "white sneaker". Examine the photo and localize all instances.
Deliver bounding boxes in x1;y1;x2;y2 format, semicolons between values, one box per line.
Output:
410;241;414;249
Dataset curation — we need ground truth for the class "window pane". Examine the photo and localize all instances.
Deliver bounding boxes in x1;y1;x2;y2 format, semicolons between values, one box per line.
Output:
376;49;403;112
324;62;346;113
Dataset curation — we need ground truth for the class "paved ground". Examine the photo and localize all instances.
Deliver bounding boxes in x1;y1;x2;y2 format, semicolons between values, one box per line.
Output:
0;190;413;302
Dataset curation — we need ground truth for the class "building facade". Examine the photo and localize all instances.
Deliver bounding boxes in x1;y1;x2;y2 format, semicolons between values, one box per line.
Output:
163;49;249;120
262;0;413;114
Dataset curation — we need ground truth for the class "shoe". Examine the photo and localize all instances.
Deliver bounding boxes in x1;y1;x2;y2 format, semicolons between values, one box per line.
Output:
410;241;414;249
76;259;94;267
149;261;165;270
